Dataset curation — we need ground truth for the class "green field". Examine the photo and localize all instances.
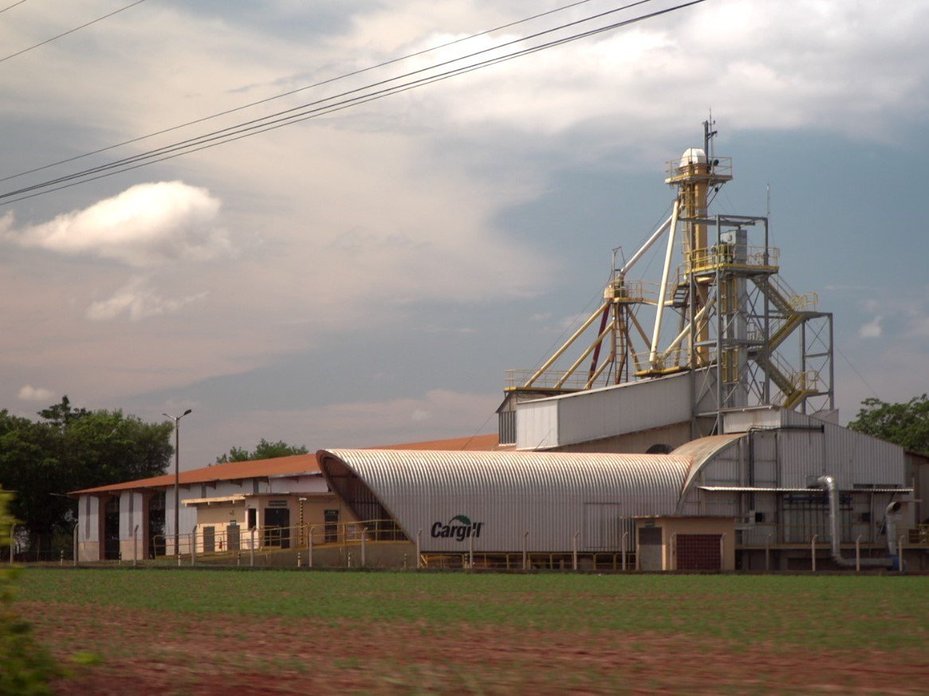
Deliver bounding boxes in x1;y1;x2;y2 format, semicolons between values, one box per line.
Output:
14;569;929;694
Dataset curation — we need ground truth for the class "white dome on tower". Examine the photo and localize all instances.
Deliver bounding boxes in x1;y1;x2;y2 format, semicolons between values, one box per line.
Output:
679;147;707;167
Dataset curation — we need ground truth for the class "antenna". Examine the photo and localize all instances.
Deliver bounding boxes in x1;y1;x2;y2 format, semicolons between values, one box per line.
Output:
703;110;717;162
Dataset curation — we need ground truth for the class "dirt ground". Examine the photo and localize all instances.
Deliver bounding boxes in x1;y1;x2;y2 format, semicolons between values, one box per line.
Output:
21;601;929;695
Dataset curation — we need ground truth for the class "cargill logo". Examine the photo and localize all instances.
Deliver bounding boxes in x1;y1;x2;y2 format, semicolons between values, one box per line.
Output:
430;514;483;541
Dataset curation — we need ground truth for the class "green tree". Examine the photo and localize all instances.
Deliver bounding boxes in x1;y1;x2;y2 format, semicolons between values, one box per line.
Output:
215;438;309;463
0;397;174;554
848;394;929;454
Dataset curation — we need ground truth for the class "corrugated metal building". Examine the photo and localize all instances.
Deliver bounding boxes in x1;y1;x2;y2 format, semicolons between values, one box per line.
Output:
319;447;719;555
319;411;919;570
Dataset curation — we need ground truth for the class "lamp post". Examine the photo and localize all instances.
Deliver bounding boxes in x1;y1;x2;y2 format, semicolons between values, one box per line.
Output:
163;409;192;562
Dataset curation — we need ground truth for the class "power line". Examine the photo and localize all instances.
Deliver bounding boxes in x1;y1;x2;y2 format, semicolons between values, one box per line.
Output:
0;0;147;65
1;0;608;185
0;0;28;15
1;0;705;205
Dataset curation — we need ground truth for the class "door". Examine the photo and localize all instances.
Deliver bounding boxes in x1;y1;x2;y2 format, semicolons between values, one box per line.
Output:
324;509;339;543
264;507;291;549
227;521;240;551
637;526;663;571
676;534;722;571
202;526;215;553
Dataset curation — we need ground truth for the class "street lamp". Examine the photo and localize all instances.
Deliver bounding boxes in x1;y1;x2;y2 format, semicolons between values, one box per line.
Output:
163;409;192;563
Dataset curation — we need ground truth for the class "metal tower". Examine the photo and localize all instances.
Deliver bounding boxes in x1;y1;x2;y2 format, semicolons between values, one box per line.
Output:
500;121;834;442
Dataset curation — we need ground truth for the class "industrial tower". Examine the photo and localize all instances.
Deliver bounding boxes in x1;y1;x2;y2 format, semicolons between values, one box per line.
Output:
500;121;835;444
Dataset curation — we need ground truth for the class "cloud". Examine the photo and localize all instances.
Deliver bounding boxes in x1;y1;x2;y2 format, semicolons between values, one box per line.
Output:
859;316;882;339
18;385;54;402
86;277;207;322
207;389;500;456
0;182;228;267
338;1;929;145
411;409;430;422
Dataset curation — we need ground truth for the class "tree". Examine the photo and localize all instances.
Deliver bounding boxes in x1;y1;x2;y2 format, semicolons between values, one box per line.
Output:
0;397;174;554
848;395;929;455
215;438;309;463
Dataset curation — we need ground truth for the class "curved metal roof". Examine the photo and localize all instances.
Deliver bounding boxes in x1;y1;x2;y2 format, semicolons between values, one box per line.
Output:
318;448;696;552
674;433;744;499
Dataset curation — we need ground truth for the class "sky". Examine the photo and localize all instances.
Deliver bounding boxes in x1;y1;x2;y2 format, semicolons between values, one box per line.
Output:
2;0;929;469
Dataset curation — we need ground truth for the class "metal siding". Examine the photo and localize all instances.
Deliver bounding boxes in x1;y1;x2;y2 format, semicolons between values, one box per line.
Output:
700;447;740;487
751;433;779;487
516;400;558;450
778;429;826;488
323;449;691;553
722;409;785;433
554;374;692;447
821;423;904;488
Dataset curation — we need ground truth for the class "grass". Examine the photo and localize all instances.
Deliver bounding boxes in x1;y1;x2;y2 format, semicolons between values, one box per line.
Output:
15;568;929;651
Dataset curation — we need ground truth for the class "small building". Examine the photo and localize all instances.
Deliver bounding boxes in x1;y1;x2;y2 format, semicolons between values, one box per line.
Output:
635;516;736;571
72;454;347;562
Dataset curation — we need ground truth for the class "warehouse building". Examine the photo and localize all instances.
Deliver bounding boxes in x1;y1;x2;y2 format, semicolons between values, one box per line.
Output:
73;454;343;562
319;407;917;570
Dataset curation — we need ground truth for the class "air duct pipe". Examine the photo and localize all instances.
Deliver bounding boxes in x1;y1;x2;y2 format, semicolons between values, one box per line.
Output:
816;475;894;569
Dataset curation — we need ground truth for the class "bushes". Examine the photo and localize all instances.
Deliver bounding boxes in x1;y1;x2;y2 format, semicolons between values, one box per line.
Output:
0;490;57;695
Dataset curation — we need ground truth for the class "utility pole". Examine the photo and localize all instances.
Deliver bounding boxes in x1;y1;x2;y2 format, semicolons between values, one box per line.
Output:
163;409;192;562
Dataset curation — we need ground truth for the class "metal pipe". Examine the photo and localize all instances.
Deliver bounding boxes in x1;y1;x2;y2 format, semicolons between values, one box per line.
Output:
523;302;609;388
811;534;817;572
816;475;893;568
886;501;902;555
555;322;613;389
660;297;714;360
572;532;578;571
649;199;680;367
619;213;674;277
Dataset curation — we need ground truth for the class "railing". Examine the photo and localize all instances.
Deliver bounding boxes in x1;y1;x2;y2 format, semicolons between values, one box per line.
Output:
148;518;407;560
605;278;660;304
421;551;637;572
909;524;929;545
685;244;780;275
505;369;590;391
665;156;733;181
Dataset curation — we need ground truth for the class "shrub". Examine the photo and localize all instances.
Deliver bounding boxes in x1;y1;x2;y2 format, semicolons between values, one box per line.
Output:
0;489;58;695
